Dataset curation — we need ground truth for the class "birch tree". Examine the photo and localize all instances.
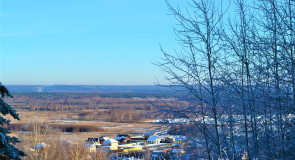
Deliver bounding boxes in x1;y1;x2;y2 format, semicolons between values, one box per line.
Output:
156;0;227;159
156;0;295;159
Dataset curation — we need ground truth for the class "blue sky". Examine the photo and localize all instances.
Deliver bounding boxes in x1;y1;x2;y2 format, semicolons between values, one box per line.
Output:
0;0;185;85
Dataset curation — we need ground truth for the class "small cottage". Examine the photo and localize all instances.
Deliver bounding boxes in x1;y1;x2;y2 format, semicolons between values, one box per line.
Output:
144;131;157;139
147;136;161;144
102;139;118;150
115;134;131;143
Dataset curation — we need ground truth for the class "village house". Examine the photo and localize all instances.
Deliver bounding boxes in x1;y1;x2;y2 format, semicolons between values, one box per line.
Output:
115;134;131;143
170;135;186;142
122;146;143;152
147;136;161;144
101;139;118;151
86;138;99;144
99;136;109;144
144;131;157;139
81;130;188;157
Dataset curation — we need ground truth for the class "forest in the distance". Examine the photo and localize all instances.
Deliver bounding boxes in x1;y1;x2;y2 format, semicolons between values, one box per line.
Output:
6;85;174;93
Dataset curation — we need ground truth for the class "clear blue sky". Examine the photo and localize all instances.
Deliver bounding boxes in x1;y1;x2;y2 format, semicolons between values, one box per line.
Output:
0;0;184;85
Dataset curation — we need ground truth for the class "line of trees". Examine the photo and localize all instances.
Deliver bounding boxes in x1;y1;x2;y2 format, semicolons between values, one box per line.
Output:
156;0;295;159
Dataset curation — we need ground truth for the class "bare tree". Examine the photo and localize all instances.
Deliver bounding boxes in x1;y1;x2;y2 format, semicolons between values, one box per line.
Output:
155;0;295;159
156;0;227;159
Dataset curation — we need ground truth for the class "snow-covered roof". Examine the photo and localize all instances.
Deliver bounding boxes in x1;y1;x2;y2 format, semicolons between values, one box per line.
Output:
102;139;118;144
147;136;159;141
115;134;129;140
99;137;109;140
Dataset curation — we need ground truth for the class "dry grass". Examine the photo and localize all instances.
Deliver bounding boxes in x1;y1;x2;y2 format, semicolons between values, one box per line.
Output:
11;121;155;160
15;122;106;160
77;109;147;122
2;93;181;159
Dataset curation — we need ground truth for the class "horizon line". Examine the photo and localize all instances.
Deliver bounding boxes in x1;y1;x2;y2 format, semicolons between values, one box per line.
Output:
4;84;164;86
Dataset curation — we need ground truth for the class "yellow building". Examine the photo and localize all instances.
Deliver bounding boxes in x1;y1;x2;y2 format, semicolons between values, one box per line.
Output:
102;139;118;150
123;147;142;152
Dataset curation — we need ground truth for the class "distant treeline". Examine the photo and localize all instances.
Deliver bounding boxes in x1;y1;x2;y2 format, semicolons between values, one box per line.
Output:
10;91;182;99
6;85;179;94
6;92;188;122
